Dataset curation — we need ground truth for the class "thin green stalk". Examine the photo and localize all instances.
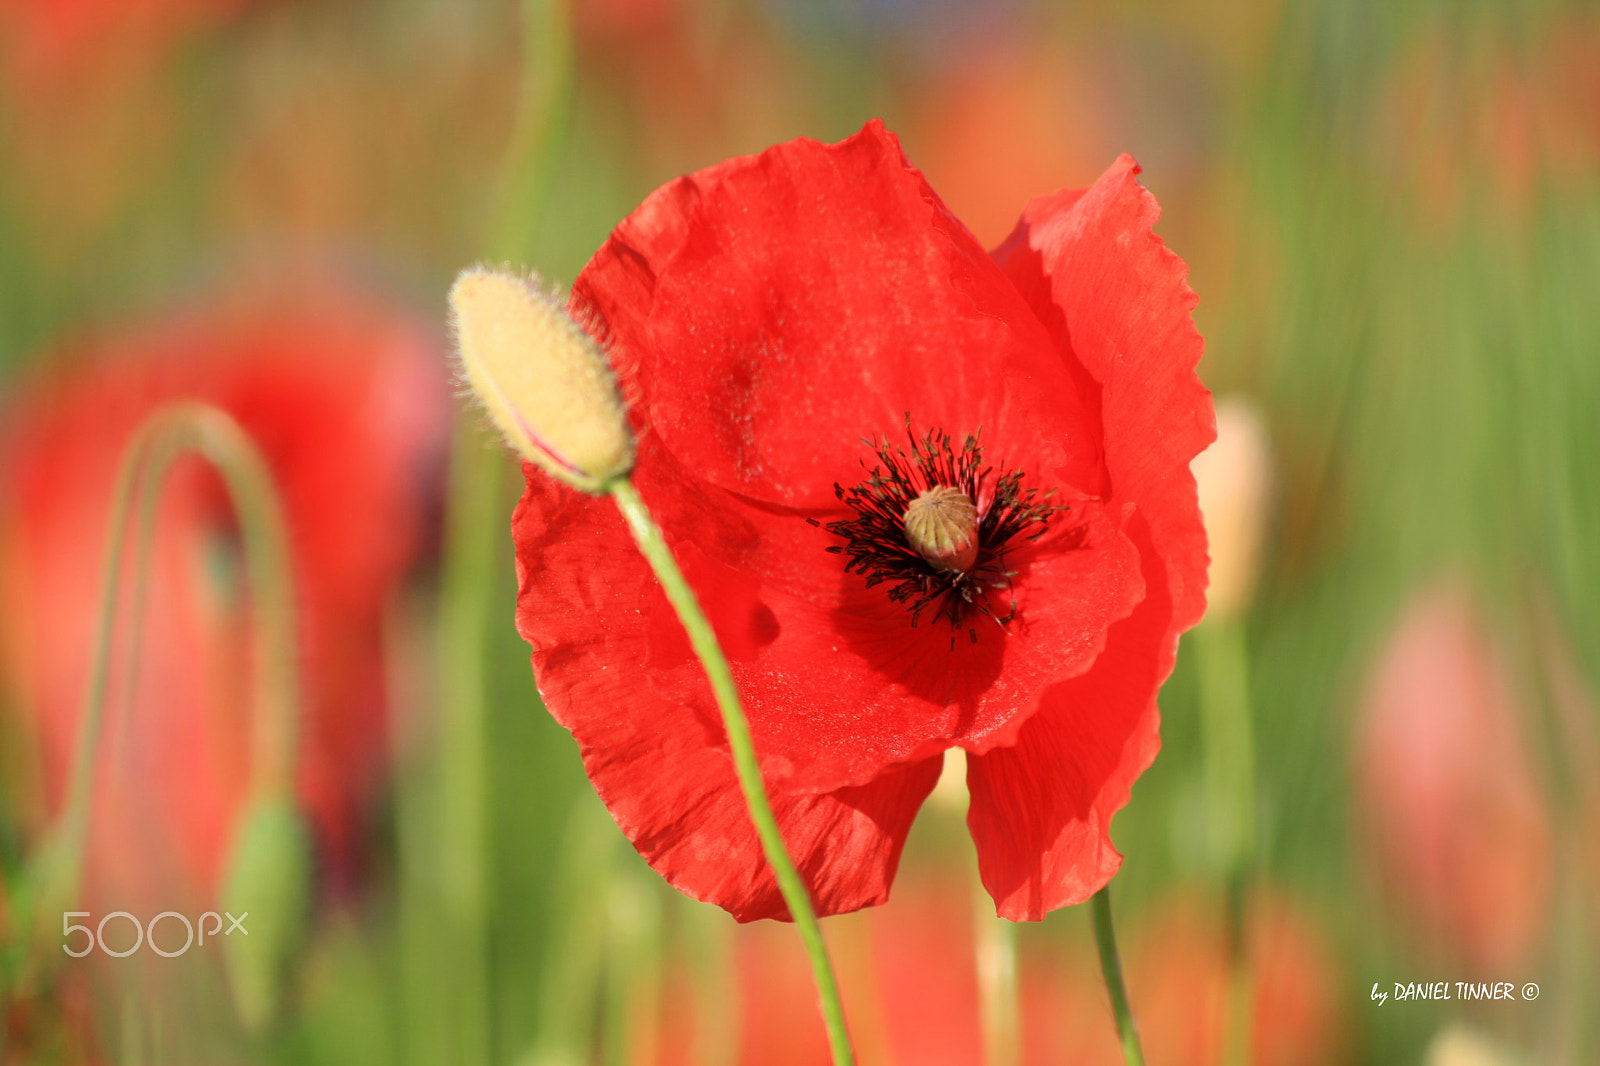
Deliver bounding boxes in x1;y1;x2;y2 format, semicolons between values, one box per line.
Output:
157;404;299;799
1090;885;1145;1066
137;404;299;799
56;416;154;889
34;402;297;957
11;408;138;963
974;899;1020;1066
683;896;738;1066
1195;618;1257;1066
434;420;498;1066
426;0;574;1058
520;799;616;1066
941;750;1019;1066
1197;619;1256;883
608;477;856;1066
601;872;662;1066
8;401;304;1048
487;0;572;262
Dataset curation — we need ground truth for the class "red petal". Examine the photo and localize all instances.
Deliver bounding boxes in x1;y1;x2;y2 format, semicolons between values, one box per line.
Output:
516;425;1144;796
573;118;1104;511
513;468;941;919
967;156;1213;920
964;511;1170;921
993;154;1213;634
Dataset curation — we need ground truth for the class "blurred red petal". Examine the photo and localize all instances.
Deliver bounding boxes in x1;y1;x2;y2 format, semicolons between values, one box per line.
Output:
1354;581;1553;971
0;290;448;908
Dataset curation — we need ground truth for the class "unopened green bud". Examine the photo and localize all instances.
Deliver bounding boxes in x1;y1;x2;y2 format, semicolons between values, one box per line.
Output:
450;267;635;494
218;797;310;1033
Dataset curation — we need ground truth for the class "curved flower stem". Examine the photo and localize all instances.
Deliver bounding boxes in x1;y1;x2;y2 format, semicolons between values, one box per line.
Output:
130;405;299;799
32;402;297;964
608;476;856;1066
1091;884;1146;1066
14;416;155;966
154;404;300;799
57;415;155;889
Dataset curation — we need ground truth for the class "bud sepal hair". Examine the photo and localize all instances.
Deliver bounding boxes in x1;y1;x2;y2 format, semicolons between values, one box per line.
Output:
449;266;634;494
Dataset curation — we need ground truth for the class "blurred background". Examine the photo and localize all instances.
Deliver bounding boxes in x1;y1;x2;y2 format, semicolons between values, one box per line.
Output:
1;0;1597;1062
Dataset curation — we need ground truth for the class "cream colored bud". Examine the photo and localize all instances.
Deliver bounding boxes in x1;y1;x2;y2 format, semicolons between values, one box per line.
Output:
1423;1026;1516;1066
904;485;980;572
1191;396;1272;621
449;267;634;493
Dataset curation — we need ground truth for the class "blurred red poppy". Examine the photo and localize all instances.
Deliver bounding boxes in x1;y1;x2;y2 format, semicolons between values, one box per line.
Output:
0;0;255;82
1120;891;1342;1066
905;39;1115;249
1354;582;1553;972
513;120;1212;921
651;877;1106;1066
0;290;447;913
650;880;1337;1065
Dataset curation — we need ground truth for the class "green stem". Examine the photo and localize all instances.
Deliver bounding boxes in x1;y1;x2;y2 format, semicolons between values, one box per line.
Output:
1091;884;1145;1066
27;402;298;969
424;0;574;1055
56;416;155;891
1195;619;1257;1066
683;893;738;1066
1196;619;1256;883
139;404;299;799
608;477;856;1066
434;420;498;1066
61;404;297;873
166;404;299;798
974;898;1020;1066
487;0;572;262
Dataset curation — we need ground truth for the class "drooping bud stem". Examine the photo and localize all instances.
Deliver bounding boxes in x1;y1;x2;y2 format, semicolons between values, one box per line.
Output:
903;485;979;572
449;267;634;494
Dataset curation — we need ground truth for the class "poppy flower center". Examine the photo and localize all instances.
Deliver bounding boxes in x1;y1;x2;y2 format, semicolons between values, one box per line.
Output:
819;421;1061;636
903;485;979;573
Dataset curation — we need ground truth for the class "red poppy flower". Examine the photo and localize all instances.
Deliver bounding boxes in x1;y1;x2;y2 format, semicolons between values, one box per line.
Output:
513;120;1212;921
0;291;448;912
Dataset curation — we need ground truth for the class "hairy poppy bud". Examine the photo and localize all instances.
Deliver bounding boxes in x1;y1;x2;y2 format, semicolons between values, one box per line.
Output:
450;267;634;494
1191;396;1271;621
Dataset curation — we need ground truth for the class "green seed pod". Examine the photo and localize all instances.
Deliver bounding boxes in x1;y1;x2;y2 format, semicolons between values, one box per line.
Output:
903;485;980;573
218;797;311;1033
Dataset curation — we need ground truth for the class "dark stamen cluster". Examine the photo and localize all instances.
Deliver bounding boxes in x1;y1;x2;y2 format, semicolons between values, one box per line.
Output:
817;418;1061;637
